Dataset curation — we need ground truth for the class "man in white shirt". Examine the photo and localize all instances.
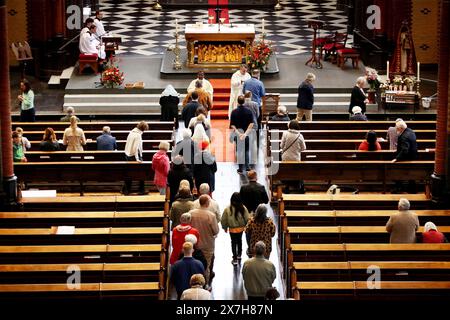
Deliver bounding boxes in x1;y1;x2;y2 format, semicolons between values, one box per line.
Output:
229;64;251;118
187;71;213;100
79;18;94;52
122;121;149;195
94;10;106;38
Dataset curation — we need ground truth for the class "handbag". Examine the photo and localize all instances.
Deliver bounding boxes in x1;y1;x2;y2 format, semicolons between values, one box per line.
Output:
281;133;301;156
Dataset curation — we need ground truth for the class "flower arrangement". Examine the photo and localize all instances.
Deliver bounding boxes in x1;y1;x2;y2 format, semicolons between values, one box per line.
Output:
365;67;381;91
393;75;403;86
246;39;274;71
101;58;124;88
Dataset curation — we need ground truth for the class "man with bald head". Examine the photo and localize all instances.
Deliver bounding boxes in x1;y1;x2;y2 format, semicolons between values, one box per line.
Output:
187;71;213;100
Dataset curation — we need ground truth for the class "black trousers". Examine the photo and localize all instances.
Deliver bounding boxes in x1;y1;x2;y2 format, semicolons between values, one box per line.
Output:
230;232;243;259
123;155;145;193
20;108;35;122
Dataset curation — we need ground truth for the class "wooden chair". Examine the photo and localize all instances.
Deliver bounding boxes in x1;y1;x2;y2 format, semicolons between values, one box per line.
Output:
337;48;360;69
262;94;280;121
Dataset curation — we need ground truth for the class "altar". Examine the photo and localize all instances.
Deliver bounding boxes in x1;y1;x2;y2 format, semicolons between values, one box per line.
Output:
184;23;256;68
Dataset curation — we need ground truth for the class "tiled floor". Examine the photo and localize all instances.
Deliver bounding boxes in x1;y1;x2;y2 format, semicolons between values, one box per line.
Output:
99;0;352;56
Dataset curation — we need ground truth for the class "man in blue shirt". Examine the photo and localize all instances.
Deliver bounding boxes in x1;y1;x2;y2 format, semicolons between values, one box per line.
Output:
243;70;265;147
170;242;205;299
230;96;255;173
96;126;118;150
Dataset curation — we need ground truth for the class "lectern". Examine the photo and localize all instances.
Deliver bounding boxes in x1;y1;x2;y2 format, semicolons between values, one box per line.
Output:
102;36;122;59
305;20;324;69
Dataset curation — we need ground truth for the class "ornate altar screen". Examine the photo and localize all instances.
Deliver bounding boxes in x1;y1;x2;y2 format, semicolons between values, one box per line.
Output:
185;23;255;68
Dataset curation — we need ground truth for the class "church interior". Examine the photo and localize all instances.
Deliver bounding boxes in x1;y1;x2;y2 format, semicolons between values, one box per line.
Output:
0;0;450;311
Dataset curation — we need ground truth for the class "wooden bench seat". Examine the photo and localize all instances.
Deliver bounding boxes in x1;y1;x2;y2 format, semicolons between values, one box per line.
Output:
294;281;450;300
27;140;173;151
17;130;174;142
12;121;175;132
14;161;157;195
268;129;437;140
0;262;160;272
265;120;436;131
19;195;167;212
24;150;172;163
271;150;435;162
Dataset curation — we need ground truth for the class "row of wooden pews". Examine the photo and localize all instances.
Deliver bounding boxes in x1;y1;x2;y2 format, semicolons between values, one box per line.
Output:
0;195;170;301
264;120;436;194
13;121;177;195
276;193;450;300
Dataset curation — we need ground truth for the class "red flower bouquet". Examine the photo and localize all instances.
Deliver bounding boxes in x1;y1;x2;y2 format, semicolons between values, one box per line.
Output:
247;39;274;71
101;59;124;88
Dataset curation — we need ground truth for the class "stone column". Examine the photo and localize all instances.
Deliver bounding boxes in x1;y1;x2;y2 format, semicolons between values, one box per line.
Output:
0;0;17;206
53;0;66;38
431;0;449;206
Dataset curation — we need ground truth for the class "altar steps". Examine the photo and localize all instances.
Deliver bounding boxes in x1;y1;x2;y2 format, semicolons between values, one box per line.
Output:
210;79;231;119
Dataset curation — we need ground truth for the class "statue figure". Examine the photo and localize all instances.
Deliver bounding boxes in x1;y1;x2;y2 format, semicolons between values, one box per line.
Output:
216;44;225;63
400;30;411;73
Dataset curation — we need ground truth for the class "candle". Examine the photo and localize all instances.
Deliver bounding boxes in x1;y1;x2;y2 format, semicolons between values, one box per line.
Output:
386;61;389;82
417;61;420;81
262;18;265;34
175;19;178;33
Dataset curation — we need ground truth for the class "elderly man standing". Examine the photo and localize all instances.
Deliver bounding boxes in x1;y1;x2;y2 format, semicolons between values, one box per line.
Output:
60;107;80;122
189;195;219;286
193;183;220;224
229;64;251;118
386;198;419;243
188;71;213;100
96;126;117;151
242;241;276;301
392;120;418;193
239;170;269;214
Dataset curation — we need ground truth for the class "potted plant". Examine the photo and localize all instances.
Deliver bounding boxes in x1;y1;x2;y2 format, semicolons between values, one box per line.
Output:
101;57;124;88
246;39;274;72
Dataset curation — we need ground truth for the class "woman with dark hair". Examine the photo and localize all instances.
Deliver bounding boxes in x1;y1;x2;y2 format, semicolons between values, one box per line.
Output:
39;127;60;151
221;192;250;265
245;204;276;259
359;130;381;151
18;79;35;122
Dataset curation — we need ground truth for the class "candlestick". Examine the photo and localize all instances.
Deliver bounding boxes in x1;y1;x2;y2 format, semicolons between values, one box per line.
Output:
386;61;389;82
417;61;420;81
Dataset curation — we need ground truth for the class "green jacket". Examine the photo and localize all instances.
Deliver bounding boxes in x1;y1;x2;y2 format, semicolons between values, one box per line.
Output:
13;143;24;162
221;205;250;231
242;256;276;297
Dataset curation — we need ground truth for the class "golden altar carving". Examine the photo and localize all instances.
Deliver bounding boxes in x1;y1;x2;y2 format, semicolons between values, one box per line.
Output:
185;23;255;68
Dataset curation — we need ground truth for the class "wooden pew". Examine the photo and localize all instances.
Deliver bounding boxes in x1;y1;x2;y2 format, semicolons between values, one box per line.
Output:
18;130;174;142
12;121;175;132
14;161;154;195
293;281;450;300
265;120;436;131
267;139;435;151
24;150;172;163
0;211;167;228
267;129;437;140
270;150;435;162
271;160;434;194
19;195;167;212
26;139;173;151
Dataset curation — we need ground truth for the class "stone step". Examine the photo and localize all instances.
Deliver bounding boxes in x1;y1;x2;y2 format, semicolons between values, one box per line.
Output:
48;75;61;89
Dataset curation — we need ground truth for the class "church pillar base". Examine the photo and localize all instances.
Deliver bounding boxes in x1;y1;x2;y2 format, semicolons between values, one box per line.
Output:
2;175;19;209
431;173;448;208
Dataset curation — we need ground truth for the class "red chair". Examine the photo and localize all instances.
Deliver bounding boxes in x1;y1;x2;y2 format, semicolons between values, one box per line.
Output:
79;53;98;74
323;32;348;63
314;34;334;62
337;48;360;69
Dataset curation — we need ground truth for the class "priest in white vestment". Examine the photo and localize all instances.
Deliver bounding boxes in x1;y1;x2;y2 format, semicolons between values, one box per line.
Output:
80;25;106;59
187;71;214;100
228;64;251;118
79;18;94;52
94;11;106;38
